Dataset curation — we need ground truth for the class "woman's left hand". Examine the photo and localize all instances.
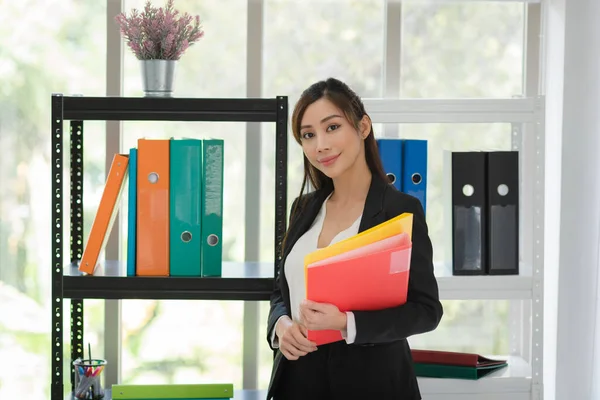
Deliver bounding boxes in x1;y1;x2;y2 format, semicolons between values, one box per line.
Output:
299;299;347;331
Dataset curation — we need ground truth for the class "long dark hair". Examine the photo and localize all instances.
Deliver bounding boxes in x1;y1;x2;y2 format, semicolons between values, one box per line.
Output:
278;78;388;260
290;78;387;211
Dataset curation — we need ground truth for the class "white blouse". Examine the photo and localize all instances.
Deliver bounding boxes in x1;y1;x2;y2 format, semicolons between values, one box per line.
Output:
271;194;362;347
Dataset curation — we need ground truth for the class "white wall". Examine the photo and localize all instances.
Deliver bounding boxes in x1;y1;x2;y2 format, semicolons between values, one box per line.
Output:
544;0;600;399
541;1;565;399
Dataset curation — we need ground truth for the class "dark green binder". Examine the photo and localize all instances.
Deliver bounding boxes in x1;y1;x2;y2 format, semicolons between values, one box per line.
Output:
411;349;508;380
413;361;508;380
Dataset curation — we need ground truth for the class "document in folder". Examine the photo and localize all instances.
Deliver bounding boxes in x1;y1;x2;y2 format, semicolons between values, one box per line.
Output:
304;212;413;267
305;232;412;346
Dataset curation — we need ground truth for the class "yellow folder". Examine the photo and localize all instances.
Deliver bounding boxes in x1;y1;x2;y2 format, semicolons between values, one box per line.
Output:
304;212;414;267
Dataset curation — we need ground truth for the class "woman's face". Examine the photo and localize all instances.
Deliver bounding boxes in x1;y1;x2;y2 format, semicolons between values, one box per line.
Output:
299;98;367;179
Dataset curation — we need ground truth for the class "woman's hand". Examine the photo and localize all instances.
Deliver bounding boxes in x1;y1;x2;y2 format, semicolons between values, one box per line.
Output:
299;299;347;331
276;316;318;361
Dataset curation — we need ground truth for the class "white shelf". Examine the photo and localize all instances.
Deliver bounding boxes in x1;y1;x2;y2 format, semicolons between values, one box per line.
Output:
363;97;541;124
434;263;533;300
418;356;531;400
436;275;532;300
212;261;534;300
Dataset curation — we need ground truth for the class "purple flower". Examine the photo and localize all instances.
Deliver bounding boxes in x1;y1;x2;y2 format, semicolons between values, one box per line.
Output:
114;0;204;60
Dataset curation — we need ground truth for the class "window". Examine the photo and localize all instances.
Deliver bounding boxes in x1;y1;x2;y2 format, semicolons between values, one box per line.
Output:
123;1;247;99
259;0;386;387
1;1;531;397
400;1;525;98
120;123;248;387
260;0;386;261
0;1;106;399
258;2;525;388
408;300;510;355
119;0;248;389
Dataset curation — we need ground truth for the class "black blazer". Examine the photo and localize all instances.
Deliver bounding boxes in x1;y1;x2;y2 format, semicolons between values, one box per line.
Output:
266;174;443;399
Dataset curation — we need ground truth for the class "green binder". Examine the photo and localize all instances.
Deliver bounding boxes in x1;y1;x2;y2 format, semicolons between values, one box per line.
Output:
200;139;224;277
169;138;203;276
413;362;508;380
111;383;233;399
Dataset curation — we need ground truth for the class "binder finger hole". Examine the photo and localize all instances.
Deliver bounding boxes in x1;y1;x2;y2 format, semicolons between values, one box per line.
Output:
207;234;219;247
411;173;422;185
386;173;396;185
497;184;509;196
462;184;475;197
148;172;159;184
181;231;192;243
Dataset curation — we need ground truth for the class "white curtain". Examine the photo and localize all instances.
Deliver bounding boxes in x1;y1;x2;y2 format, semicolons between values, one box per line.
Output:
547;0;600;399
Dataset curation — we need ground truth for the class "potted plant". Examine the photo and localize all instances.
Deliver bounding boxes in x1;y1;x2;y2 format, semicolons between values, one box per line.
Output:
115;0;204;97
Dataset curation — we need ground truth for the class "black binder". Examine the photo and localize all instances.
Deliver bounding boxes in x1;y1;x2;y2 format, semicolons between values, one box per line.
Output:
451;152;487;275
486;151;519;275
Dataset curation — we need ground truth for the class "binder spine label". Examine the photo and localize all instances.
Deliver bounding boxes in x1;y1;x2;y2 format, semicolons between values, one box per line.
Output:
204;144;223;217
201;139;224;276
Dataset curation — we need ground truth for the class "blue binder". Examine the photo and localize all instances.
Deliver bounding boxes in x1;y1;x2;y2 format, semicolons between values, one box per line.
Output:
401;139;428;214
126;147;137;277
376;138;403;190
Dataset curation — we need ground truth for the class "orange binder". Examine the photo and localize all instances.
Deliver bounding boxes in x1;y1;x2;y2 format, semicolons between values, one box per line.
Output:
136;139;170;276
79;154;129;275
305;232;412;346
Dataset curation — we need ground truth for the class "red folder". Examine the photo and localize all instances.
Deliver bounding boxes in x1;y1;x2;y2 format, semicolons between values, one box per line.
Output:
305;232;412;346
411;349;507;368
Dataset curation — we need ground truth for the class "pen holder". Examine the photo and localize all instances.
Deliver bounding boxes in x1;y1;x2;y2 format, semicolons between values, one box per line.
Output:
73;358;107;400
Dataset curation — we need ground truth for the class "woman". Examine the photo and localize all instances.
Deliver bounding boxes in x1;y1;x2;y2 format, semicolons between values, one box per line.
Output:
266;78;443;400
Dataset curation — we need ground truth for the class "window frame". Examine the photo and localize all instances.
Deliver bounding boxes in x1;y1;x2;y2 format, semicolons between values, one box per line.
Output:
101;1;543;398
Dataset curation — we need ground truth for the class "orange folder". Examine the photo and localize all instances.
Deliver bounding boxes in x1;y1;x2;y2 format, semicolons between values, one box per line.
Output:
305;231;412;346
79;154;129;275
136;139;170;276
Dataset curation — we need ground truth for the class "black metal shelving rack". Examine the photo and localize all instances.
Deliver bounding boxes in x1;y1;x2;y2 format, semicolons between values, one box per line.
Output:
51;94;288;400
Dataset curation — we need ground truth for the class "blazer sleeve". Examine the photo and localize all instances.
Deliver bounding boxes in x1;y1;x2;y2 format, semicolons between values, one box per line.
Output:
266;196;300;351
352;196;443;345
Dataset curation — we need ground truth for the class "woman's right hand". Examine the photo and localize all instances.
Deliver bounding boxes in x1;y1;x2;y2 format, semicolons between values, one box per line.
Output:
276;316;318;361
